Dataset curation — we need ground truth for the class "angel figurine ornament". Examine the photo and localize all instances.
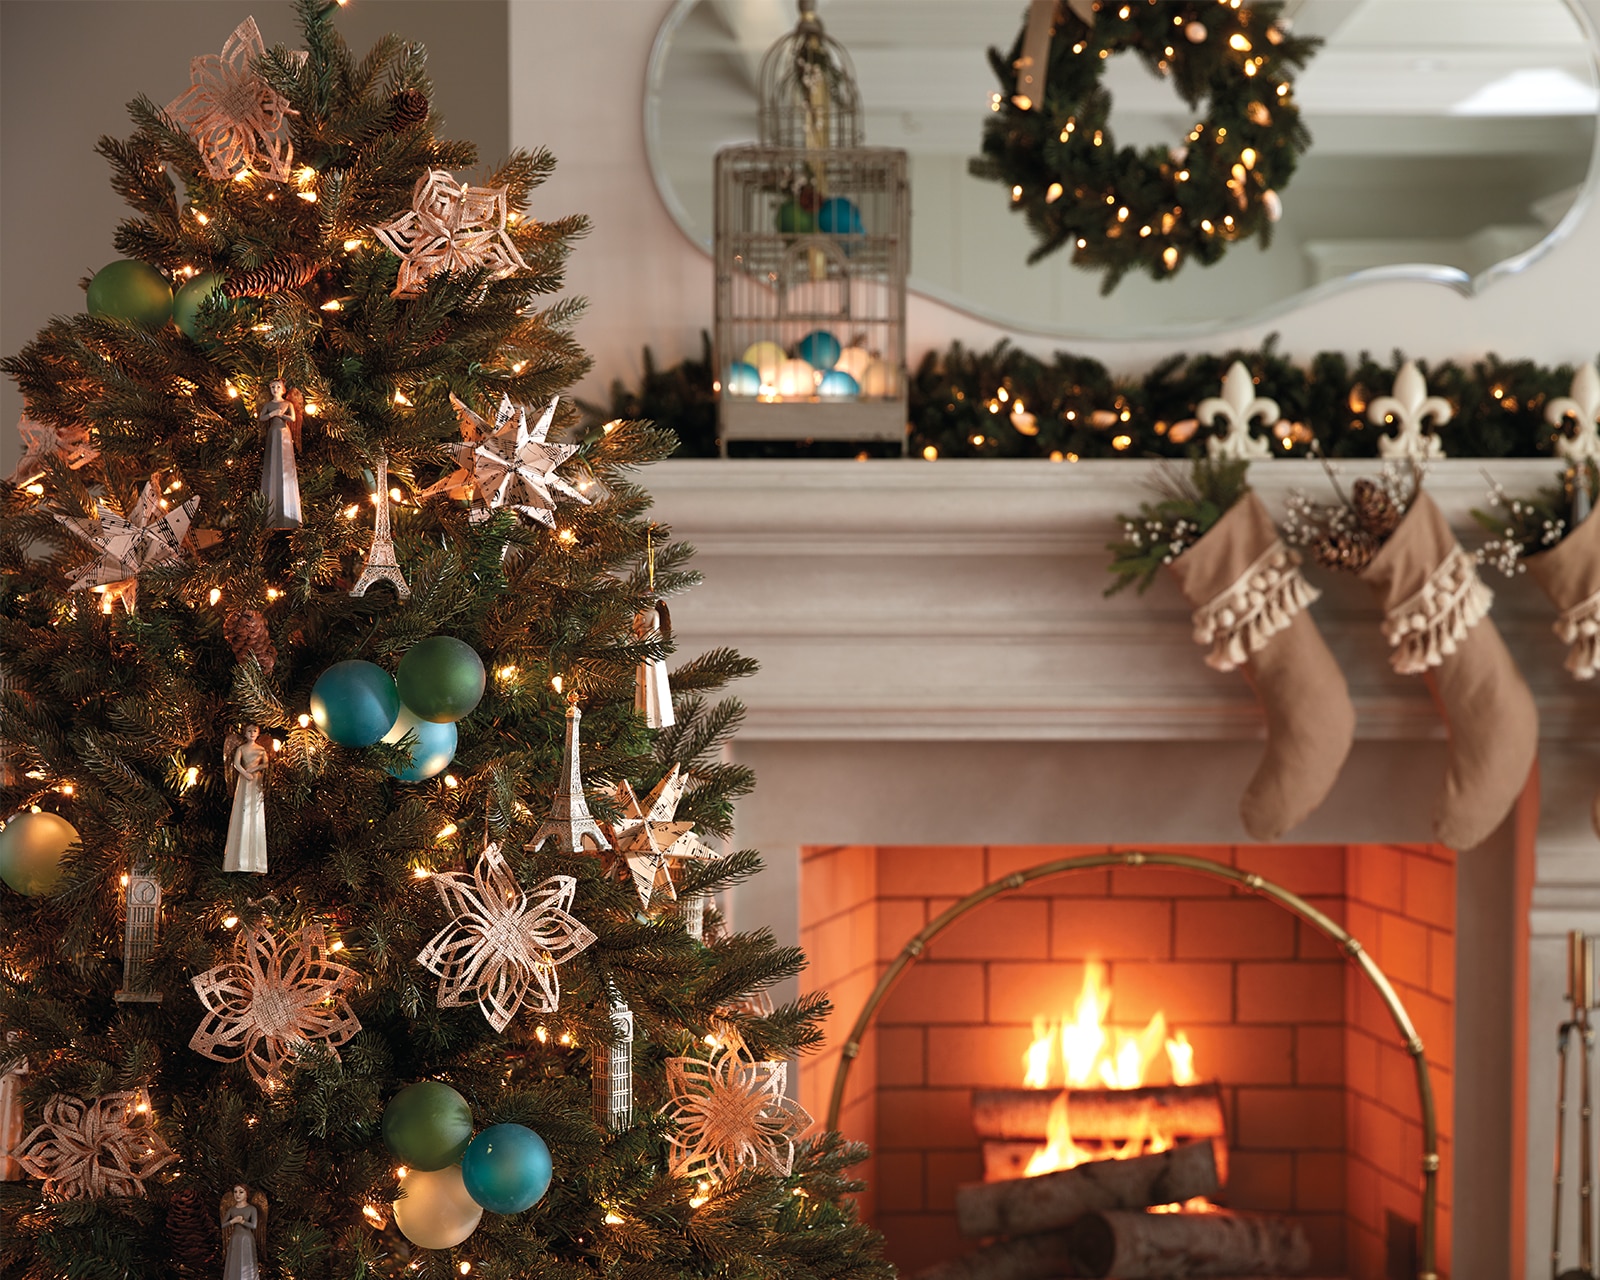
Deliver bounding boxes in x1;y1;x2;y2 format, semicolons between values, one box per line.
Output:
220;1183;267;1280
257;378;303;531
222;724;268;874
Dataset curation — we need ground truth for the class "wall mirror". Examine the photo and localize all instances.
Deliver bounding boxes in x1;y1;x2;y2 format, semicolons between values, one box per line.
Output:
646;0;1600;339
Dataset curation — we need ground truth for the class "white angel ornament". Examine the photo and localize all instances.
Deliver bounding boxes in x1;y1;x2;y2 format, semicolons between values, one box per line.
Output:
222;724;268;874
220;1183;267;1280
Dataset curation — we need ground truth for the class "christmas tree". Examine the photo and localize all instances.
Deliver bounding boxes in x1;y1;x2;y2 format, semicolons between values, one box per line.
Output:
0;6;889;1279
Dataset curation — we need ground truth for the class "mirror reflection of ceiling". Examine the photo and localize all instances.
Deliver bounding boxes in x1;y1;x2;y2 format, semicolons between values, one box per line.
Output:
649;0;1599;338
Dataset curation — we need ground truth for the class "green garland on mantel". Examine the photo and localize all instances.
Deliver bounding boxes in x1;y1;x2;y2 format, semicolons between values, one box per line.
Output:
584;334;1595;461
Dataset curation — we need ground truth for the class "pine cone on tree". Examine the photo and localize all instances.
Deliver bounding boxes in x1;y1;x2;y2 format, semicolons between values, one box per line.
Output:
227;256;322;298
223;608;277;674
388;88;429;132
1351;478;1402;539
166;1185;218;1275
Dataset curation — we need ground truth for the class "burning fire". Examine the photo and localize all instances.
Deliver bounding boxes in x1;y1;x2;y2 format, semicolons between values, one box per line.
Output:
1020;962;1200;1177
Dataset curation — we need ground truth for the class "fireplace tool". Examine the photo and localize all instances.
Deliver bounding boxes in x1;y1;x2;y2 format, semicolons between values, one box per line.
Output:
1555;930;1597;1280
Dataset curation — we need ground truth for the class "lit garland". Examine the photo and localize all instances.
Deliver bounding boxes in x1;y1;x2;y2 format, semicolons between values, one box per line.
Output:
970;0;1319;292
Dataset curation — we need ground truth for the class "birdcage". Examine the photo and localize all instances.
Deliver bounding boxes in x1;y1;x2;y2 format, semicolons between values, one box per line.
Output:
714;1;909;454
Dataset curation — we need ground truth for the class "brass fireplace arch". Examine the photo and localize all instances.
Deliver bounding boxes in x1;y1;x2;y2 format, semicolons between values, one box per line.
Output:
824;849;1441;1280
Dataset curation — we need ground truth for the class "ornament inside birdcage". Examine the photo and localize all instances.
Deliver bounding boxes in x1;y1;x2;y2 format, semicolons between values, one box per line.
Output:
714;0;908;453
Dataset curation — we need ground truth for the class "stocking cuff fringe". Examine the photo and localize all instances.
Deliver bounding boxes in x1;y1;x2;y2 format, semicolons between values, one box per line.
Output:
1382;546;1493;675
1191;542;1319;673
1554;588;1600;680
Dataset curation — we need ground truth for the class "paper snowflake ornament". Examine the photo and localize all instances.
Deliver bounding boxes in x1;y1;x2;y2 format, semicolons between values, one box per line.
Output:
420;394;588;527
417;843;597;1033
16;1091;176;1199
612;766;696;909
166;17;295;183
662;1034;812;1182
56;480;199;611
372;169;529;298
190;922;362;1091
9;413;97;488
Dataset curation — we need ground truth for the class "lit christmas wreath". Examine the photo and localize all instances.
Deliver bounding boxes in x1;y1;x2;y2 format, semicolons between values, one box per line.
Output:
971;0;1320;293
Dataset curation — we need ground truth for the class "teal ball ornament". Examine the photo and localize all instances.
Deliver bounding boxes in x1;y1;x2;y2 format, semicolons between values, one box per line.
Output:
311;660;401;748
172;272;227;340
383;706;458;782
776;199;814;234
818;369;860;398
0;811;78;897
724;361;761;397
818;197;864;237
396;637;486;725
796;330;842;370
86;260;173;327
461;1124;552;1214
383;1081;475;1172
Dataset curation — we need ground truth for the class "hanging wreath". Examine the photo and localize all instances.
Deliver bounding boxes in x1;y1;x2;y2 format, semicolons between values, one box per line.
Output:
970;0;1320;293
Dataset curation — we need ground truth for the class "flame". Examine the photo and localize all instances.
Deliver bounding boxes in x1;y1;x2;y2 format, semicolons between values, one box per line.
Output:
1015;962;1204;1181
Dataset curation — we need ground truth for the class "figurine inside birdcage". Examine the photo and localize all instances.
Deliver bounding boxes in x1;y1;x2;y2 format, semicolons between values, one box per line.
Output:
714;0;908;453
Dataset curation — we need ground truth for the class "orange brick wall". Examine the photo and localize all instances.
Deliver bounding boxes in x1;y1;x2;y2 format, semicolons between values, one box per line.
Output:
797;843;1456;1280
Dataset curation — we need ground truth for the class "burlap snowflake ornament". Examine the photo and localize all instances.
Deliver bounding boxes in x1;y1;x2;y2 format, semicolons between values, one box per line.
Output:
9;412;97;488
16;1091;176;1199
662;1033;812;1182
166;17;296;183
190;922;361;1091
417;843;597;1032
373;169;529;297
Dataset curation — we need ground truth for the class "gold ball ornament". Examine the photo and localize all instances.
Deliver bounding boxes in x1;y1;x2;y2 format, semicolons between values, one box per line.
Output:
835;346;874;383
392;1165;483;1250
0;811;78;896
773;358;816;398
858;358;896;398
741;341;786;386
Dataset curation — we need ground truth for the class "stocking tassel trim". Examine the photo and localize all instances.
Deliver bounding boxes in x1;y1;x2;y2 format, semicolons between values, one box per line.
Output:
1381;546;1493;675
1191;542;1319;673
1555;588;1600;680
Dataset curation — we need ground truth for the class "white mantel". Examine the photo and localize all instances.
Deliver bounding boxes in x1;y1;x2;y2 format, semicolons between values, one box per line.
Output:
648;457;1599;1280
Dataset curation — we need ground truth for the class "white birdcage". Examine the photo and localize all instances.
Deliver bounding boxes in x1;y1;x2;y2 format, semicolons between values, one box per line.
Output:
715;0;909;454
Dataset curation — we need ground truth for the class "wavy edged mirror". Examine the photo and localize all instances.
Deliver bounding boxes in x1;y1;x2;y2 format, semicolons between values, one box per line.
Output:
645;0;1600;340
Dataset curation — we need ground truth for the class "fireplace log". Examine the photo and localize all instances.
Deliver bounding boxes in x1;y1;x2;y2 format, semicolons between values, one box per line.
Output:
913;1231;1074;1280
956;1137;1226;1238
1066;1208;1312;1278
971;1083;1226;1142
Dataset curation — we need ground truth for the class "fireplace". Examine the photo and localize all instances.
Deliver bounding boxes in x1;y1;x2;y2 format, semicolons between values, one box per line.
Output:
650;459;1565;1277
798;842;1458;1277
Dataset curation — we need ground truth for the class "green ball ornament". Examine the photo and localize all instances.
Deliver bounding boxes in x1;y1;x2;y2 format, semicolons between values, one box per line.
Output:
0;811;78;897
86;260;173;328
461;1124;552;1214
311;660;401;748
383;1081;475;1172
396;637;485;725
172;272;227;340
776;199;814;235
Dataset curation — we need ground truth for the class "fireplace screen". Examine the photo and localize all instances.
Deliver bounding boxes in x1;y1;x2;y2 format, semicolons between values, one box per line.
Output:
799;844;1454;1280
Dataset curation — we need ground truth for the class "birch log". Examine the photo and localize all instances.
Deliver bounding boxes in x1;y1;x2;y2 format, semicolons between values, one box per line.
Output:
971;1083;1226;1142
955;1137;1226;1238
1067;1208;1312;1277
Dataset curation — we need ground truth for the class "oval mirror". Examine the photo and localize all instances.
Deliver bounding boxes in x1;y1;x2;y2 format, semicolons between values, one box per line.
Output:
646;0;1600;339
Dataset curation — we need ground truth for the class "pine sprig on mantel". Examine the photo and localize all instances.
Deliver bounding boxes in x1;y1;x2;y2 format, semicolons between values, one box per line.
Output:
1105;457;1250;596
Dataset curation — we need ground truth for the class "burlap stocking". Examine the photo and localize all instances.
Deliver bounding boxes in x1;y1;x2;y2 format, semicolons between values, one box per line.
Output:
1360;490;1538;850
1168;492;1356;840
1526;510;1600;833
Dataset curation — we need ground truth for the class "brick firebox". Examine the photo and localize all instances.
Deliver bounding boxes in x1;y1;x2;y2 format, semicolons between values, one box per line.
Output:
798;843;1456;1279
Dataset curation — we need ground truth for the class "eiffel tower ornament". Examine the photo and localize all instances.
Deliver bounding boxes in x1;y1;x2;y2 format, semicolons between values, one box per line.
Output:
527;698;611;855
350;454;411;600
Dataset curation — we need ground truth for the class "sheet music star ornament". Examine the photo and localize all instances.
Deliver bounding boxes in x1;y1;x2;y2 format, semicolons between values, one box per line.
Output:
16;1091;176;1199
56;480;199;611
420;394;589;527
372;169;529;298
189;923;361;1091
417;843;597;1033
612;766;695;910
662;1032;812;1182
166;17;295;183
